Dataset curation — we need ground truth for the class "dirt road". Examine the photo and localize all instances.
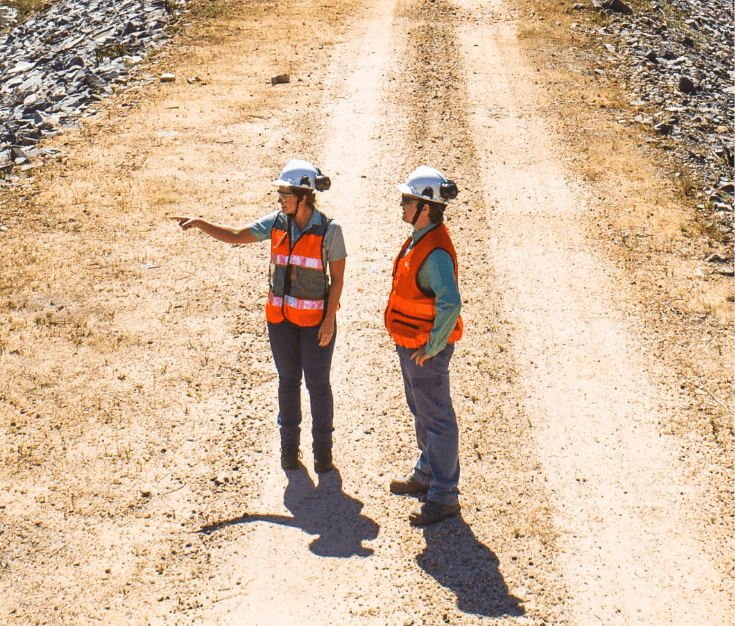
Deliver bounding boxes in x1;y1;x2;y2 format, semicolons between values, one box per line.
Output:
1;0;732;624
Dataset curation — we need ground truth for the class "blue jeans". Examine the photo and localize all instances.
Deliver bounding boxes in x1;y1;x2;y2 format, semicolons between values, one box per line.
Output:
396;343;460;506
268;321;336;450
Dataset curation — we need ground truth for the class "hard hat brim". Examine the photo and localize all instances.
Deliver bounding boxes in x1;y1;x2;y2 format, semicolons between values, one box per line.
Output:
396;184;447;203
273;179;323;190
274;179;307;188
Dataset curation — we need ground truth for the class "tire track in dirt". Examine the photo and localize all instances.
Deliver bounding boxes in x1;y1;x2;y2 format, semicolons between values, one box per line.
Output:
202;0;570;622
199;1;402;623
384;0;570;622
457;0;733;624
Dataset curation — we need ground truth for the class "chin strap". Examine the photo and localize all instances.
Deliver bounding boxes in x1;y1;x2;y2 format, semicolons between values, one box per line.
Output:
278;211;292;248
411;202;424;227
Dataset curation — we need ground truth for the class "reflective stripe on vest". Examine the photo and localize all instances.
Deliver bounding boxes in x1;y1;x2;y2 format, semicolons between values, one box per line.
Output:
266;211;330;327
271;253;324;270
268;293;325;311
384;224;463;349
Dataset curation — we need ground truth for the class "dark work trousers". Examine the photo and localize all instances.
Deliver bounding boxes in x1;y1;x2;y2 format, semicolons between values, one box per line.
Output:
268;320;336;450
396;342;460;506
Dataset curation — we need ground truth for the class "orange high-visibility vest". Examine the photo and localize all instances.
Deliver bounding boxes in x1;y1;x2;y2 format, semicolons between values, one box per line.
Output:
385;224;463;349
266;212;331;327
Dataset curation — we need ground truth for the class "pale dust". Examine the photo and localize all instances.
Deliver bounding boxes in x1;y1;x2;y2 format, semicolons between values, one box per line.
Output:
0;0;731;625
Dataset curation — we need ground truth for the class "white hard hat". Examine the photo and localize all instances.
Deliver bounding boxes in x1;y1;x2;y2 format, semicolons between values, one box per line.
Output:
273;159;331;191
397;166;458;204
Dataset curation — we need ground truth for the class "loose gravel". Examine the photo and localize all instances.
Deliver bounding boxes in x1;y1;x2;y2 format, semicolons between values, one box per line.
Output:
0;0;188;177
578;0;733;215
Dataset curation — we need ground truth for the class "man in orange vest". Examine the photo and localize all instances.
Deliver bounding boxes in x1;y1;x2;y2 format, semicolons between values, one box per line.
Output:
385;166;463;526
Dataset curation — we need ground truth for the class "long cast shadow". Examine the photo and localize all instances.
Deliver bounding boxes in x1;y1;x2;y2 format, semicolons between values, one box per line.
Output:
198;466;379;558
417;516;524;618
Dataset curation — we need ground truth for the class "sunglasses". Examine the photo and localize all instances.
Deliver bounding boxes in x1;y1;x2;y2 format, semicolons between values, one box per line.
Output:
400;195;417;206
277;191;296;199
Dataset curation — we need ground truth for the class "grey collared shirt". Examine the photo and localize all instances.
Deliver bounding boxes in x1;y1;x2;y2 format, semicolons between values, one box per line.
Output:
247;209;347;264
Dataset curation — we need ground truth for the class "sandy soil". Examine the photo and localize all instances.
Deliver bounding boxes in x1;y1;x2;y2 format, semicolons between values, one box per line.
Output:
0;0;732;624
459;1;732;623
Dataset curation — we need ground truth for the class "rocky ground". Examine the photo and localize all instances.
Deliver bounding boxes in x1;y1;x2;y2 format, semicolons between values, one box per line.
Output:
0;0;732;624
0;0;188;179
2;0;731;213
573;0;733;227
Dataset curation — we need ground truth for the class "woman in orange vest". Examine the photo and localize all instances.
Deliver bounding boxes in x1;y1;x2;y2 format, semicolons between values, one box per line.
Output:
385;166;463;526
171;159;346;473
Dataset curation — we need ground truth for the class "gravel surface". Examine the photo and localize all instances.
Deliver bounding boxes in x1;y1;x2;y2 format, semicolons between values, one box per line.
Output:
575;0;733;217
0;0;731;623
0;0;187;176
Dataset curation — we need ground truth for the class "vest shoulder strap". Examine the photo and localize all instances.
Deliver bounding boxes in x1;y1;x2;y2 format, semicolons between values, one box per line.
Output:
393;236;413;277
304;212;330;238
272;211;289;232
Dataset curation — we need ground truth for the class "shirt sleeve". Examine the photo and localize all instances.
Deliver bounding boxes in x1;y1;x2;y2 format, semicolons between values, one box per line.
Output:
247;210;281;242
323;219;347;263
416;249;462;357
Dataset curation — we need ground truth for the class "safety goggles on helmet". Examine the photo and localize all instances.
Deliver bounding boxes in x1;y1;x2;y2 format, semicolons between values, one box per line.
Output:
273;159;331;191
396;165;459;204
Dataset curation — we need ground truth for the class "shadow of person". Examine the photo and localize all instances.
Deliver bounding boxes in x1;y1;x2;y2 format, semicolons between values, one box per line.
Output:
198;467;379;558
417;516;524;618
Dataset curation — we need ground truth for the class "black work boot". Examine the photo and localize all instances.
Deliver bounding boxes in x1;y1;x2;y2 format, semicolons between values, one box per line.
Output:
281;445;301;470
313;448;333;473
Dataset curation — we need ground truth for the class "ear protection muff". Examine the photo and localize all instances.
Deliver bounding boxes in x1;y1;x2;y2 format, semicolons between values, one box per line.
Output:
315;174;331;191
440;181;459;201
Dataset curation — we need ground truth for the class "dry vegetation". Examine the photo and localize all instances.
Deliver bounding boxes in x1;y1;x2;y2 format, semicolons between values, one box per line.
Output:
0;0;53;20
0;0;731;621
0;0;357;621
505;0;733;441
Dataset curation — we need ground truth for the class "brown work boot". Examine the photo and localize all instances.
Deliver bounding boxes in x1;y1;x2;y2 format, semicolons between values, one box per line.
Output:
281;445;301;470
313;448;333;473
409;500;461;527
389;475;429;496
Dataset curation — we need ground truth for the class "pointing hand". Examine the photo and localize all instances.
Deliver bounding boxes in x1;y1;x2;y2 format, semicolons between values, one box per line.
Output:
170;216;199;230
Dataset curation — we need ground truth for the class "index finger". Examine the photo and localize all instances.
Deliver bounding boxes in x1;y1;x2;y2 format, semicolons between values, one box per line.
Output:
169;216;188;221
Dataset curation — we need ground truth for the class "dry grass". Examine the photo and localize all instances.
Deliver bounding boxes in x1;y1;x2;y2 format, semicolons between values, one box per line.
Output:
509;0;733;321
502;0;733;453
0;0;53;20
0;0;357;620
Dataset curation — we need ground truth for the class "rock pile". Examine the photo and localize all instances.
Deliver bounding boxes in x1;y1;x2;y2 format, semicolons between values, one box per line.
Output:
579;0;733;218
0;0;188;176
0;5;17;27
